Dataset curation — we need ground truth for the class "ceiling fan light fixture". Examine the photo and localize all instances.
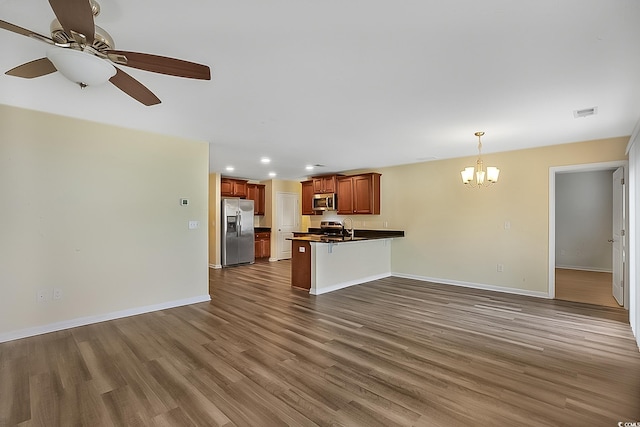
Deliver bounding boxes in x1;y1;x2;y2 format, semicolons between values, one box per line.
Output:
46;47;116;86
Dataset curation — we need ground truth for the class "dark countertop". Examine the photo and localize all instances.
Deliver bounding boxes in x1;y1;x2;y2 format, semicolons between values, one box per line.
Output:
306;228;405;239
289;229;404;243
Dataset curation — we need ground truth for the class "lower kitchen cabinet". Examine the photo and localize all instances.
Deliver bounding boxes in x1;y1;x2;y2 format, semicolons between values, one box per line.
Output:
255;231;271;258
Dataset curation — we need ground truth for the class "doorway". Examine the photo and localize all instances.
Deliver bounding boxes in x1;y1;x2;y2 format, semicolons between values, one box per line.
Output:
549;161;628;308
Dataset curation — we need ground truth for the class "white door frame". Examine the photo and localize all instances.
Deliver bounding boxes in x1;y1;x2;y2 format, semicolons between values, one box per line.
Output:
548;160;629;308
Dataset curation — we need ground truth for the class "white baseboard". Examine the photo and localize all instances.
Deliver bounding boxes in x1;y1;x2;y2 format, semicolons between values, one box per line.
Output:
391;272;551;299
268;257;279;262
209;263;222;269
310;272;391;295
555;265;613;273
0;294;211;344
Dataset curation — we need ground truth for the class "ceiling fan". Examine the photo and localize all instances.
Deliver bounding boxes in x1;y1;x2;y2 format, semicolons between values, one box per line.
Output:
0;0;211;106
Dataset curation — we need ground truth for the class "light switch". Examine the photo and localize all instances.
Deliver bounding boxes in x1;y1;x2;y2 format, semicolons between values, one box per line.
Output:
299;246;305;253
188;220;199;229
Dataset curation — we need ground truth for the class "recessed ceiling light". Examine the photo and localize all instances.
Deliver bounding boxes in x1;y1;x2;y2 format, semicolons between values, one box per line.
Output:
305;165;314;170
260;157;271;164
268;172;277;177
225;166;234;172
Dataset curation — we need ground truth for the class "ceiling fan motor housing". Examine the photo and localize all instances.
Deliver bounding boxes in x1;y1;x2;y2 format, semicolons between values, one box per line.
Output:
50;19;114;53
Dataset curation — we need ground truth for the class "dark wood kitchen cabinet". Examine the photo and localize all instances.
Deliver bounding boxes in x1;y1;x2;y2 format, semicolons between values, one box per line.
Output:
353;173;381;214
247;183;266;215
312;175;337;194
221;178;248;198
301;180;318;215
336;177;354;214
337;173;381;215
255;231;271;258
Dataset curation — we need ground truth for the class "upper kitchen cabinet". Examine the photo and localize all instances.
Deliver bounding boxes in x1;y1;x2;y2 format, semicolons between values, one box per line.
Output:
337;173;381;215
353;173;381;214
221;177;248;198
301;180;318;215
336;177;354;215
247;183;266;215
312;175;337;194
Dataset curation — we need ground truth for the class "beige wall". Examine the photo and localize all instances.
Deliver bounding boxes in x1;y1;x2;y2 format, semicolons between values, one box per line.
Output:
383;137;628;294
0;105;209;339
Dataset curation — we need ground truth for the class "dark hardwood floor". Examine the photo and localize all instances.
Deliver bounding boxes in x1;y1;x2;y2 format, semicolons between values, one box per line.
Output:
1;259;639;426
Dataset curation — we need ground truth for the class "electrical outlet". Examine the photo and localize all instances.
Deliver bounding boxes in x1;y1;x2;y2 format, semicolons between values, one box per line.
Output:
497;264;504;272
188;220;199;229
53;288;63;300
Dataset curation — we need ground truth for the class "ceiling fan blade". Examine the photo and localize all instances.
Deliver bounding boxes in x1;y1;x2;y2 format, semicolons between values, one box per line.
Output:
48;0;95;45
6;58;57;79
0;19;54;44
109;68;161;106
106;50;211;80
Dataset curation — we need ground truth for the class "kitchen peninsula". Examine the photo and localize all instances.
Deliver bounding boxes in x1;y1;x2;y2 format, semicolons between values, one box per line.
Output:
288;230;404;295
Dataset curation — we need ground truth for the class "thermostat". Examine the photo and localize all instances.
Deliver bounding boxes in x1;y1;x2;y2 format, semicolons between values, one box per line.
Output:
180;198;189;206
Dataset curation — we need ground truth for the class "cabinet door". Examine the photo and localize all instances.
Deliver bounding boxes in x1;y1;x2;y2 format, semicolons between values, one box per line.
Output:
353;173;381;214
221;178;234;197
312;179;323;193
247;184;257;205
234;180;248;198
254;239;262;258
337;177;353;214
322;176;336;193
256;185;266;215
260;237;270;258
301;180;316;215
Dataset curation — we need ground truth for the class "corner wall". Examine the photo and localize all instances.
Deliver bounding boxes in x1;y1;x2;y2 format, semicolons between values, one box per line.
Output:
0;105;210;341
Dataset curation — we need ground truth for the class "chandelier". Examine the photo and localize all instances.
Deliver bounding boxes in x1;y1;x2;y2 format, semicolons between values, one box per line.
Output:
460;132;500;187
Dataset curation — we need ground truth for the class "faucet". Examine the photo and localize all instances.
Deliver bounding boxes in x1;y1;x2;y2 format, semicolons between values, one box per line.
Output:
342;217;354;239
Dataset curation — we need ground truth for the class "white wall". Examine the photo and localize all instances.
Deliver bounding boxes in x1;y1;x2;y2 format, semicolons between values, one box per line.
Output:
0;105;210;342
555;170;614;271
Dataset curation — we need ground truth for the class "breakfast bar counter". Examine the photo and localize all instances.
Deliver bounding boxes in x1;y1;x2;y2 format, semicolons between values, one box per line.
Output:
287;230;403;295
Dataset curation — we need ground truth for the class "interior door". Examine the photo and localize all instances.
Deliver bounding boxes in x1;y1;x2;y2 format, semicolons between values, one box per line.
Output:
612;167;624;305
276;192;299;260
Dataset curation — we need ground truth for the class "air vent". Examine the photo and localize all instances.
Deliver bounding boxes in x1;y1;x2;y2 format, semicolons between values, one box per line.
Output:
573;106;598;118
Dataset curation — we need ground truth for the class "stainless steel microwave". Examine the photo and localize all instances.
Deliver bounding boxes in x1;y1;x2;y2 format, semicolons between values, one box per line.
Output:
312;193;336;211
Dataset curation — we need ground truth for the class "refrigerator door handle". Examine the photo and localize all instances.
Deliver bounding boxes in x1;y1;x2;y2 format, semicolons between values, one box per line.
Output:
237;212;241;236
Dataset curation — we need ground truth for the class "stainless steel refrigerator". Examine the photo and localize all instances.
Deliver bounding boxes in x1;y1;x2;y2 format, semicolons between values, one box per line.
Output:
221;198;255;266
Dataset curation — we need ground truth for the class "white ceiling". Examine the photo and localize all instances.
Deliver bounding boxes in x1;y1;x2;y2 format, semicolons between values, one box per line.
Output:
1;0;639;181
